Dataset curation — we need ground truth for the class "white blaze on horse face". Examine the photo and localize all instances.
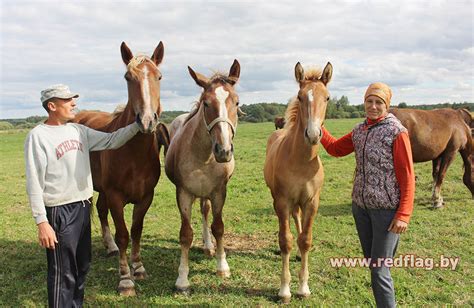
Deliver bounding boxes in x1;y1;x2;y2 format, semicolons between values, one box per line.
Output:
306;89;322;142
139;65;154;128
215;86;231;146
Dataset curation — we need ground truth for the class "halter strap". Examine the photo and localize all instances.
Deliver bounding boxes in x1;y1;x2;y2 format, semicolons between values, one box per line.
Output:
204;115;236;137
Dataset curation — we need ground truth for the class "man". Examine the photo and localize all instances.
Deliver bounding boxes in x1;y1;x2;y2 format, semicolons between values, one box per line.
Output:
24;84;140;307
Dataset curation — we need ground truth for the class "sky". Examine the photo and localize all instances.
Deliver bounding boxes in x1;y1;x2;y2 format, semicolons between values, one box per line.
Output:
0;0;473;119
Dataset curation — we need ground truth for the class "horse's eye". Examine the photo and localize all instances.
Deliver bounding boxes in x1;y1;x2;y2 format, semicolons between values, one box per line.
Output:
236;101;239;106
298;96;302;102
158;75;162;81
203;100;209;107
327;96;330;101
124;73;131;81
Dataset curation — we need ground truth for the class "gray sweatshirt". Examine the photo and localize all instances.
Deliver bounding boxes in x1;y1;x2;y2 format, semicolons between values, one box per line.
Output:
24;122;140;224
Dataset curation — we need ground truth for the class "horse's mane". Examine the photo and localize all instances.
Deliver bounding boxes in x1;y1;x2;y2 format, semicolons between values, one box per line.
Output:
112;104;127;118
127;55;157;78
284;67;323;129
184;101;201;125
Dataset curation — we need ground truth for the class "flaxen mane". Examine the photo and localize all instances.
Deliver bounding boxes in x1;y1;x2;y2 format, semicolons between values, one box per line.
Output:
127;55;156;78
284;67;323;129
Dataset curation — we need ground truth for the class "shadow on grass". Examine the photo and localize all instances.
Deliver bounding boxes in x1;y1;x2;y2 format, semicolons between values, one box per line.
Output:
1;235;283;306
318;202;352;217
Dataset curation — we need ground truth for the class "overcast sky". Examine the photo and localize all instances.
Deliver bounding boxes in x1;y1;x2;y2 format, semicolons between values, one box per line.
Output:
1;0;473;119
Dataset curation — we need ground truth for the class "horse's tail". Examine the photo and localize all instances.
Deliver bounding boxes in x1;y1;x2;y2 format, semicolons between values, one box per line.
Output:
156;122;170;157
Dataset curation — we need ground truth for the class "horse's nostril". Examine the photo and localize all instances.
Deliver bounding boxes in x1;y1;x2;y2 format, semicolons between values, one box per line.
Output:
231;144;234;153
214;143;219;153
154;113;158;121
304;129;309;139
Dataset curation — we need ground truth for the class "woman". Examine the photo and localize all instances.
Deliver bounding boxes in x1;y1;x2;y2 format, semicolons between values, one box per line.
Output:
321;82;415;308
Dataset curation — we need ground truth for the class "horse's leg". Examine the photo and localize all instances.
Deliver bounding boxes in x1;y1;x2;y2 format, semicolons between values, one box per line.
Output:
291;205;302;260
274;198;293;303
296;194;320;298
459;148;474;198
175;188;195;293
97;192;119;256
431;157;442;205
200;198;215;257
108;193;134;296
210;189;230;278
130;193;153;281
433;151;457;208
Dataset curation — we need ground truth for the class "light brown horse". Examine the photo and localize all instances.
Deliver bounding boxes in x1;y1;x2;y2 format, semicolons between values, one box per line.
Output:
73;42;165;296
390;108;473;208
264;62;332;302
165;60;240;293
274;116;286;129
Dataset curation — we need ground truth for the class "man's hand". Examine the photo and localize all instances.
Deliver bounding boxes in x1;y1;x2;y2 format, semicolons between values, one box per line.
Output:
37;222;58;249
388;218;408;234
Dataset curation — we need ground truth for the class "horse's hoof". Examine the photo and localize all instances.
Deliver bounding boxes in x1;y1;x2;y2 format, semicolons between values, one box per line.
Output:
133;271;147;281
175;287;191;296
107;249;119;257
203;248;215;257
118;287;136;297
278;296;291;304
217;269;231;278
296;292;311;299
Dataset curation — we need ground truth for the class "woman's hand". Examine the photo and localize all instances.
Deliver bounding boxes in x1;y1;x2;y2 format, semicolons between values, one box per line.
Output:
388;218;408;234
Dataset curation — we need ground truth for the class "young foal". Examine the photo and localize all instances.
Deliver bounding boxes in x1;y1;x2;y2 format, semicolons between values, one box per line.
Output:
264;62;332;302
73;42;164;296
165;60;240;293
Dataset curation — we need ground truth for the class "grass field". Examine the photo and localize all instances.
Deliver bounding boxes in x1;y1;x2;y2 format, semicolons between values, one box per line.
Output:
1;119;473;306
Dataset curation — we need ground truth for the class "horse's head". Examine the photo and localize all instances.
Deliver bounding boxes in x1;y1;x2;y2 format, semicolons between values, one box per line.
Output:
294;62;332;145
121;42;164;133
188;60;241;163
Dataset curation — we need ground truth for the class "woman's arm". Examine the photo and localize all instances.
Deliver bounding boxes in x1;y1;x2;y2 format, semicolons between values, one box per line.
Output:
392;132;415;224
320;127;354;157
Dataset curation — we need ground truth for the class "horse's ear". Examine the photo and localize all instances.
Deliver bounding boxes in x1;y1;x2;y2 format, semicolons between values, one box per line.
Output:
188;66;209;88
295;62;305;83
121;42;133;65
228;59;240;85
321;62;333;85
152;41;164;66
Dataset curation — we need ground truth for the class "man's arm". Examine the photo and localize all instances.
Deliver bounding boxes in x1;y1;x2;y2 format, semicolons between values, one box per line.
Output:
24;133;58;249
81;122;140;151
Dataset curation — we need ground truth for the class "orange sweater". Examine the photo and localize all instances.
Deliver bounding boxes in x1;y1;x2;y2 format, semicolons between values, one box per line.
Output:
321;118;415;223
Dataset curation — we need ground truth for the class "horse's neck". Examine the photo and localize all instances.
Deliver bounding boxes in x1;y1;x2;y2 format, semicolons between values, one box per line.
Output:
186;107;213;160
287;113;319;161
109;102;135;129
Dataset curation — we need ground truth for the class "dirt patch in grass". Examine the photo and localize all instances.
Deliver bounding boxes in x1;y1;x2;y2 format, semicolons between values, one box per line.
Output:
224;232;274;253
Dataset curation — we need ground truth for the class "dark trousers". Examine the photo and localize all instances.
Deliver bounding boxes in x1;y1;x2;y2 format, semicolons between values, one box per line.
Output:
46;200;91;308
352;203;400;308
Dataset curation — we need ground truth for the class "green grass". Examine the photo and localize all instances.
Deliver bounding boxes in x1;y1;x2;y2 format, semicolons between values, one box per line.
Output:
1;120;473;306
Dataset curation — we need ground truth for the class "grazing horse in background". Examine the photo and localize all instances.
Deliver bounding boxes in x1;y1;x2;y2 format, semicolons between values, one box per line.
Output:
264;62;332;303
73;42;165;296
274;116;286;129
390;108;473;208
165;60;240;293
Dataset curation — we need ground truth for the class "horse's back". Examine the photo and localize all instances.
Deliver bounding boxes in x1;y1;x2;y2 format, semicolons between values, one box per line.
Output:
74;110;115;131
390;108;471;162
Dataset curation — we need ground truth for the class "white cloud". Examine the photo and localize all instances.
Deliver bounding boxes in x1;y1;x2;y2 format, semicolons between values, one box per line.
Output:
0;0;472;118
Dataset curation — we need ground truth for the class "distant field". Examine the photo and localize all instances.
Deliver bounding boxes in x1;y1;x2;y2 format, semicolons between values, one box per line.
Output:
1;119;472;306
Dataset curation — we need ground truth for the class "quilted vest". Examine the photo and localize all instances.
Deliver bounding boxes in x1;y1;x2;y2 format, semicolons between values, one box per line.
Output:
351;113;407;209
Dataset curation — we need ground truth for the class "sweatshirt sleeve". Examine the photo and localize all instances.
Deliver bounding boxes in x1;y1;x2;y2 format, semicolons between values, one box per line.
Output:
81;122;140;151
320;127;355;157
24;132;48;225
393;132;415;223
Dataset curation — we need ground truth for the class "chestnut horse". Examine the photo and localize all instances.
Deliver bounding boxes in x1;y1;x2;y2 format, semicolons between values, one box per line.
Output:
73;42;165;296
165;60;240;293
274;116;286;129
390;108;473;208
264;62;332;302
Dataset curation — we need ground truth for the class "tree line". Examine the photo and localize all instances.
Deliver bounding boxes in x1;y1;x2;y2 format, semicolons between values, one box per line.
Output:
1;98;472;129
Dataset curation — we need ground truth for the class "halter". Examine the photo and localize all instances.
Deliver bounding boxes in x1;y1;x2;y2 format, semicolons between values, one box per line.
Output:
203;111;236;138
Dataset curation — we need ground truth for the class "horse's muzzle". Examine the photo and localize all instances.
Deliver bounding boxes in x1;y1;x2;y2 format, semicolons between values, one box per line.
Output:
136;112;159;133
213;142;234;163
